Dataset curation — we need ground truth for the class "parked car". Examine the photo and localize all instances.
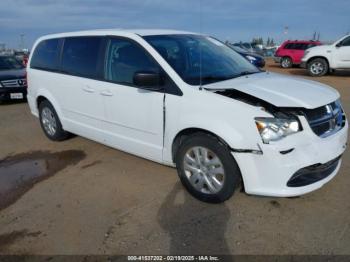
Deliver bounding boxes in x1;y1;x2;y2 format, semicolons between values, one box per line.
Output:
232;42;255;53
14;51;29;66
263;46;278;57
230;45;265;68
0;55;27;102
27;30;348;203
301;34;350;76
274;40;321;68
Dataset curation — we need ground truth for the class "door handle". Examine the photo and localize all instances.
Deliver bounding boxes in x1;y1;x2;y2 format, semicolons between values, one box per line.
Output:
100;90;113;97
82;86;95;93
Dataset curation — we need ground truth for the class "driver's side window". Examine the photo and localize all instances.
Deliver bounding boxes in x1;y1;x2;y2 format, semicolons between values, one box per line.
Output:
104;38;159;86
341;37;350;47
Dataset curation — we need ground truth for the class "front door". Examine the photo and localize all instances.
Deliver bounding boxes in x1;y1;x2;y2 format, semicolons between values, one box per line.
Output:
101;37;164;161
334;36;350;68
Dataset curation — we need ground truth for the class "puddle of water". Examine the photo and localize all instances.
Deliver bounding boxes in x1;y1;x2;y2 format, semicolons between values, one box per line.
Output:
0;150;86;211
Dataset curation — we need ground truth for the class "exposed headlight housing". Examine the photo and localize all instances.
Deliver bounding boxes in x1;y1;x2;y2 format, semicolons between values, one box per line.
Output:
255;117;301;144
245;55;256;62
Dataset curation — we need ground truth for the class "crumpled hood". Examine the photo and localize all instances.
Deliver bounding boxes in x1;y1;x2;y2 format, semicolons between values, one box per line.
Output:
205;72;339;109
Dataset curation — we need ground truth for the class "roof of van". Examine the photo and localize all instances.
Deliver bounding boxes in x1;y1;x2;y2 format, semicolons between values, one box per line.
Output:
38;29;199;40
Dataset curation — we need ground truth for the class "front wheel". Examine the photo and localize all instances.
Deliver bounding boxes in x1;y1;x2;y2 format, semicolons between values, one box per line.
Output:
175;133;241;203
281;57;292;68
308;58;328;77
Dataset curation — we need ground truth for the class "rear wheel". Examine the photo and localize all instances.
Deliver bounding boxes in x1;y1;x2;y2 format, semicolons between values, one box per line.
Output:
281;57;292;68
175;133;241;203
39;100;69;141
308;58;328;77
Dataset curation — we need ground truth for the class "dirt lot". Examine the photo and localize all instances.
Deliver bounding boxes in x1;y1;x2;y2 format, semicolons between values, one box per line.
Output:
0;59;349;255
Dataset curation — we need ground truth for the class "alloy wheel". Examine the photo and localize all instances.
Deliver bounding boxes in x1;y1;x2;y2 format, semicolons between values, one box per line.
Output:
41;107;57;136
310;62;324;75
183;146;225;194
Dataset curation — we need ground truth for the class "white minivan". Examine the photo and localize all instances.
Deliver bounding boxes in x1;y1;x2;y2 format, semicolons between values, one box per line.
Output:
27;29;348;203
301;34;350;76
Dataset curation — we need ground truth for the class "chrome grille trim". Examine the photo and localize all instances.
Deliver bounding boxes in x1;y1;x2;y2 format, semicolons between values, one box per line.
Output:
0;78;27;88
304;100;346;138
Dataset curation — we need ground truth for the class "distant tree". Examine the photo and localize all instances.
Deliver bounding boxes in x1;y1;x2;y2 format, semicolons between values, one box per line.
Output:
252;37;266;45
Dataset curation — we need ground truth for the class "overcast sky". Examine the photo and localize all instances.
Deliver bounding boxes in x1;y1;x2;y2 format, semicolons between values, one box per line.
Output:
1;0;349;49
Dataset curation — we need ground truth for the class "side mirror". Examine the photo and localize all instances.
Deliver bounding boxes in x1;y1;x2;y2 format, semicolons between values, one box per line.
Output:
133;71;163;91
336;42;342;48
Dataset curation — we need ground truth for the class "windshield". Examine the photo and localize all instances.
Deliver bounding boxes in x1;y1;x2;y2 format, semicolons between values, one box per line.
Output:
0;56;24;70
144;35;259;85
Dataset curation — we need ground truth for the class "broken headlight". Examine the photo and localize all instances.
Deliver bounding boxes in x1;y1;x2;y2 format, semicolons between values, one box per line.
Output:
255;117;300;144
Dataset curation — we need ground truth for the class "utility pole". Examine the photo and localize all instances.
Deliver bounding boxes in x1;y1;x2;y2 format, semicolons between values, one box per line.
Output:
283;26;289;42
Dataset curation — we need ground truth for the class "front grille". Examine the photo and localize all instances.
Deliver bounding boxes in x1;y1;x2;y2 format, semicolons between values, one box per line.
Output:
303;100;346;137
0;78;27;88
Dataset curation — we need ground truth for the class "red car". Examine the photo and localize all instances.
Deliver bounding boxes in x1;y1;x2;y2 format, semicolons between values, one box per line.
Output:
274;40;321;68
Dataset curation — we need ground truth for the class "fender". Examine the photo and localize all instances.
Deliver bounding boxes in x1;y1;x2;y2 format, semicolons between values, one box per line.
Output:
163;119;263;165
307;55;332;69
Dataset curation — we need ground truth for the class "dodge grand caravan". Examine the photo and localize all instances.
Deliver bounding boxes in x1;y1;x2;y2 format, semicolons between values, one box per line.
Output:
27;29;348;203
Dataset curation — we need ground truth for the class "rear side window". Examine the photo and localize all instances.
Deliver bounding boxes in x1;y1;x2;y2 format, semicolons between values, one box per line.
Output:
61;37;103;78
30;39;61;71
284;43;295;49
294;43;305;50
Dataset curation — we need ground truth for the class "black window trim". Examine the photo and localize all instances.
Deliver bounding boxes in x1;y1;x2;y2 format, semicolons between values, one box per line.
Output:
59;35;106;80
340;36;350;47
104;35;182;96
30;35;182;96
30;37;64;73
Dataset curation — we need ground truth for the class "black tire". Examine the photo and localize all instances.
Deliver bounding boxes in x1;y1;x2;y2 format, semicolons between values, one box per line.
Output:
38;100;69;141
175;133;241;203
280;57;292;68
307;58;328;77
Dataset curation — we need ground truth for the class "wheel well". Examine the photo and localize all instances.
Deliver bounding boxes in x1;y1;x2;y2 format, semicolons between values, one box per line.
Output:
307;56;329;68
281;56;293;64
171;128;245;191
171;128;230;162
36;96;48;109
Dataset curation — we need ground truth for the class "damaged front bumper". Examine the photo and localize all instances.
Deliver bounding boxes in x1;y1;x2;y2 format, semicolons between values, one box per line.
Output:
232;117;348;197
